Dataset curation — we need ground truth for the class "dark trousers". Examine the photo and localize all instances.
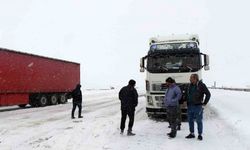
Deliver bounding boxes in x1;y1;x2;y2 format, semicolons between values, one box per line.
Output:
188;105;203;135
167;106;178;134
72;103;82;117
177;105;182;126
168;106;182;127
120;108;135;131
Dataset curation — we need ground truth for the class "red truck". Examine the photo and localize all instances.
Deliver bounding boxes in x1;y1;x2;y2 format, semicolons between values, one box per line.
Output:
0;48;80;107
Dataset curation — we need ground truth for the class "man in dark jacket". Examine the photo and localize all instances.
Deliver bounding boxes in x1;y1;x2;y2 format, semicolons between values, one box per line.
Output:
185;74;211;141
71;84;83;119
163;77;182;138
119;79;138;136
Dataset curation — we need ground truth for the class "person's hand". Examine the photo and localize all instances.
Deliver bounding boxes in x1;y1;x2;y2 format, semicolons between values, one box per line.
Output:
202;103;207;109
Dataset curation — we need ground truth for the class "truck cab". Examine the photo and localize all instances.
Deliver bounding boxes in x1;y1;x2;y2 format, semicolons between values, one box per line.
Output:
140;34;209;117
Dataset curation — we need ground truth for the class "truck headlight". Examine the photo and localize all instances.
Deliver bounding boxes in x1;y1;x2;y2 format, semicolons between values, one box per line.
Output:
147;96;153;105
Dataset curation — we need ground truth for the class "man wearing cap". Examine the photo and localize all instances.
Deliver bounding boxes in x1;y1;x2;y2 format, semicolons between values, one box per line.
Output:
163;77;182;138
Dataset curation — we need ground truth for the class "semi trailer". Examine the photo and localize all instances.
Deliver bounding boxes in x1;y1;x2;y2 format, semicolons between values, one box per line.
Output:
140;34;210;117
0;48;80;107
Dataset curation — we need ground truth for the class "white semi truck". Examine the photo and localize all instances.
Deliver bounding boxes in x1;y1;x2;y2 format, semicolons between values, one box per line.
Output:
140;34;210;117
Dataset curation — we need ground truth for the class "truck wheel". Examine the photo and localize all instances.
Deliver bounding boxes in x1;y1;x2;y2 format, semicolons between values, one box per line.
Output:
59;94;67;104
50;95;58;105
18;104;27;108
39;95;48;107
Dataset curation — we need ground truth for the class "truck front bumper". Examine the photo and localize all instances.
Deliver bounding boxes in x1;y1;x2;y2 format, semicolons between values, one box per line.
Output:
146;107;187;115
146;107;167;115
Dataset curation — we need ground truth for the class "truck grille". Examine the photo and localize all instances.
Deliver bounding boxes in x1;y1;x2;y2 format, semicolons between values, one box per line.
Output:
155;96;165;107
152;83;188;92
152;84;166;91
155;96;165;101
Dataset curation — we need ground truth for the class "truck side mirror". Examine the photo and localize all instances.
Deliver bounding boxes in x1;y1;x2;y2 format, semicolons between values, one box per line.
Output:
204;54;210;71
140;58;145;72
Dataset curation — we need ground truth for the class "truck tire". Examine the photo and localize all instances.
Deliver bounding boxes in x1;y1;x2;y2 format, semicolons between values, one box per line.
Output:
39;95;48;107
18;104;27;108
59;94;67;104
50;95;58;105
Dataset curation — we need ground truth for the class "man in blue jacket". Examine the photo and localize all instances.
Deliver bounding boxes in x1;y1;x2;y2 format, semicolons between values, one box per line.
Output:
185;74;211;141
163;77;182;138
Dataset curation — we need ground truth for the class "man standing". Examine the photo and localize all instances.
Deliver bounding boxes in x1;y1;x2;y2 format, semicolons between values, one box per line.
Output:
185;74;211;141
164;77;182;138
71;84;83;119
119;80;138;136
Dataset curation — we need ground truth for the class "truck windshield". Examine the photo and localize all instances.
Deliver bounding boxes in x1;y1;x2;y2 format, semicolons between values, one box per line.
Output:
147;54;201;73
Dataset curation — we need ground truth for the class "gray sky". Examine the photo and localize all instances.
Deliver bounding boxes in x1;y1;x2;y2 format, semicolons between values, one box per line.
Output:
0;0;249;89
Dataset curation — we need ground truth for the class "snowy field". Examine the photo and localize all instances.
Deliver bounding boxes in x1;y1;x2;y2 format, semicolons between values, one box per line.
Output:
0;89;250;150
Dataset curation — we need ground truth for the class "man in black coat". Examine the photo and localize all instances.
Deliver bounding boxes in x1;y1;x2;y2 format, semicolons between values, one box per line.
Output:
119;79;138;136
185;74;211;141
71;84;83;119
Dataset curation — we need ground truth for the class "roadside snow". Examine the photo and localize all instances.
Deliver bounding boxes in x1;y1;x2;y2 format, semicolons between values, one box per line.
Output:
209;89;250;148
0;89;250;150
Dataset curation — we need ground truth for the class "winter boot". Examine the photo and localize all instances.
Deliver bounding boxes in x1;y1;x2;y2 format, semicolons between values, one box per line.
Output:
120;130;124;135
127;130;136;136
78;111;83;118
71;116;75;119
198;135;203;141
168;132;176;138
185;133;195;139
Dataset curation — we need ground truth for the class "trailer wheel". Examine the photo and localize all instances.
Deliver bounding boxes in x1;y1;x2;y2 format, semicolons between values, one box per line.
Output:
59;94;67;104
50;95;58;105
39;95;48;107
18;104;27;108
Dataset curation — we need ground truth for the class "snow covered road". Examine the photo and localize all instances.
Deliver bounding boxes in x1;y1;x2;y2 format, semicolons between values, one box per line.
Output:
0;89;250;150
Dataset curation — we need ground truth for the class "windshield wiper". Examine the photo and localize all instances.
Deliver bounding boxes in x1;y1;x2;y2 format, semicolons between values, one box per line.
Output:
157;65;169;71
181;65;194;72
186;65;193;71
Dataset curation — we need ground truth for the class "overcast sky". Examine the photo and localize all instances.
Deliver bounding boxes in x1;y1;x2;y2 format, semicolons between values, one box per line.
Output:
0;0;249;89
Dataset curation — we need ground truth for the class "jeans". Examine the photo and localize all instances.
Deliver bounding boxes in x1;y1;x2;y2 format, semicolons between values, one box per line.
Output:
187;105;203;135
120;108;135;131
